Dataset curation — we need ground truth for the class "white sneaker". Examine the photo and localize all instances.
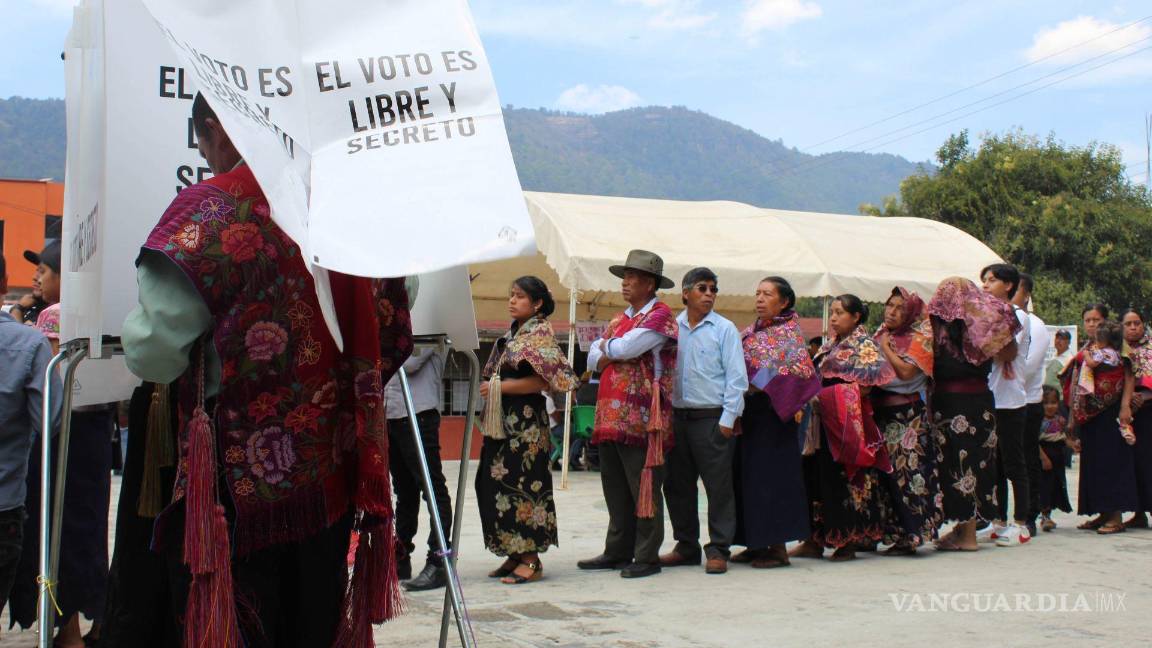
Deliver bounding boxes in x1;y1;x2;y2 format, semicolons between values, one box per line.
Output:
975;524;996;543
994;524;1031;547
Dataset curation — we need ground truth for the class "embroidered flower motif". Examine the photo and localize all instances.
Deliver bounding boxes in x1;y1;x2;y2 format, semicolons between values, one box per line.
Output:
857;343;879;365
245;321;289;361
234;477;255;497
221;222;263;263
312;380;338;410
953;470;977;495
225;446;245;464
284;404;321;434
253;203;270;218
199;196;234;222
949;415;970;434
490;459;509;481
286;301;314;331
515;501;534;523
246;426;296;485
248;392;282;423
297;335;322;366
378;299;395;326
355;369;382;399
173;223;202;251
900;425;919;450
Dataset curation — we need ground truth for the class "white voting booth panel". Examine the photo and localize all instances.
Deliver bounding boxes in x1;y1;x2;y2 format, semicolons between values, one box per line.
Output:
61;0;522;404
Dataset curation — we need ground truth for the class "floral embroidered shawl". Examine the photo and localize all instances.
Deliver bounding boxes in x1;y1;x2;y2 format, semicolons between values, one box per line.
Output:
1039;414;1067;443
143;164;413;643
876;286;934;379
816;325;896;387
1062;341;1126;424
741;310;821;421
592;302;679;447
927;277;1020;365
483;317;579;392
1129;336;1152;391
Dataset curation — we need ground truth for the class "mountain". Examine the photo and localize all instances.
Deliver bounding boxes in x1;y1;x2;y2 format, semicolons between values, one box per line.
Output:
0;97;928;213
0;97;66;181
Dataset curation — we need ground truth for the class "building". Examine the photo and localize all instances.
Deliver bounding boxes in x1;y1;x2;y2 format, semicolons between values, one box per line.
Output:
0;178;63;295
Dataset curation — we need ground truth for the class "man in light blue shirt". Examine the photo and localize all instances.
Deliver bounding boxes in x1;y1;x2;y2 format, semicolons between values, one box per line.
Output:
660;267;747;574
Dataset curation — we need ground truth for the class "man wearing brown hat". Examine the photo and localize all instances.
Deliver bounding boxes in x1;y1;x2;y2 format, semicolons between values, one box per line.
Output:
578;250;678;579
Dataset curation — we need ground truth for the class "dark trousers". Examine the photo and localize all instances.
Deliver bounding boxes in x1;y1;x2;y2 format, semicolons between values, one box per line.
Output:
388;410;453;565
995;407;1031;523
663;411;736;559
1023;402;1043;522
599;441;664;565
0;506;24;612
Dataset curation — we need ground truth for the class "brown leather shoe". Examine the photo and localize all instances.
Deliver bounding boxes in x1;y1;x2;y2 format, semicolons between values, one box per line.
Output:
658;550;701;567
705;557;728;574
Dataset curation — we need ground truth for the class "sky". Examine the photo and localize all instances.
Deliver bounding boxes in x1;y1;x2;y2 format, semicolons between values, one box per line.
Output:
2;0;1149;183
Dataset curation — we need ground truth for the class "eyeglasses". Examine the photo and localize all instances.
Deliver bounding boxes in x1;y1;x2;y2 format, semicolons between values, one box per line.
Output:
694;284;719;294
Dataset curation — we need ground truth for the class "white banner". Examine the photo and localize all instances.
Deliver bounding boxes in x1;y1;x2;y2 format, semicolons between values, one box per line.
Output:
138;0;535;279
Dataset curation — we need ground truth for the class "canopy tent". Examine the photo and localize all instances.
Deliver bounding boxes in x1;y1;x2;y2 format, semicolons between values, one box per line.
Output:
470;191;1003;327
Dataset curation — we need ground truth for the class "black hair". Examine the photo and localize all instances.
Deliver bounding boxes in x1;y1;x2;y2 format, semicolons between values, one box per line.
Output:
1095;320;1123;351
759;276;796;311
1121;308;1147;324
1041;384;1060;404
1054;329;1072;341
1082;303;1110;319
833;293;868;327
808;336;822;346
681;267;717;289
1018;272;1034;295
980;263;1020;298
0;253;5;281
192;93;217;140
512;275;555;318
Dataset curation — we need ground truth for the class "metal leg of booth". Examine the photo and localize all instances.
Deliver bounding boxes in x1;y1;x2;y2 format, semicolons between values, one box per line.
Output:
439;348;479;648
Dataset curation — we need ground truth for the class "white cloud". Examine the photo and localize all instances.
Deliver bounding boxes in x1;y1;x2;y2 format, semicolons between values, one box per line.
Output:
621;0;717;30
1025;15;1152;83
741;0;822;39
555;84;643;113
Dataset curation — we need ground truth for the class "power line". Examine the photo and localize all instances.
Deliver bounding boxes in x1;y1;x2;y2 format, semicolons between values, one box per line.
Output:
802;13;1152;152
776;43;1152;179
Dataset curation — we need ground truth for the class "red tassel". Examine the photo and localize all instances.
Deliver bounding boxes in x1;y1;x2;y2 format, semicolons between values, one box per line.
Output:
636;468;655;518
636;381;665;519
332;521;404;648
182;406;240;648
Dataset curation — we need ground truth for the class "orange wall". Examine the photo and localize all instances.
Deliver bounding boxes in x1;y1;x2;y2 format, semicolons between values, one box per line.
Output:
0;179;63;292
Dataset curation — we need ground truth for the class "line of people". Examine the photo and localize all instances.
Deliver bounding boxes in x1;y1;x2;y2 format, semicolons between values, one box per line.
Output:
474;250;1151;585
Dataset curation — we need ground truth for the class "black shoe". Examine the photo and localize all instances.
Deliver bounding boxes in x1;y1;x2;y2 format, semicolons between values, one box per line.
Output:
1026;521;1038;538
577;554;632;570
403;562;447;591
620;562;661;579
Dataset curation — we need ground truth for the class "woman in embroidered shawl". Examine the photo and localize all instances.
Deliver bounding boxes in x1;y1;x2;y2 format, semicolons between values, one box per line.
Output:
731;277;821;568
1122;308;1152;528
477;276;578;584
791;294;895;562
1063;305;1137;534
873;287;942;554
928;277;1020;551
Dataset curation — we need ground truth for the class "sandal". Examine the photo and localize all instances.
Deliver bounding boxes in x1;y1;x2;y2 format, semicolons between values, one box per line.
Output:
1124;515;1149;529
1077;517;1105;531
1097;523;1126;535
883;543;917;556
488;557;519;578
501;559;543;585
935;537;977;552
828;546;856;562
787;541;824;560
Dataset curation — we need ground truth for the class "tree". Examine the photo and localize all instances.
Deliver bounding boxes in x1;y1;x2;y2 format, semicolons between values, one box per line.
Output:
876;129;1152;325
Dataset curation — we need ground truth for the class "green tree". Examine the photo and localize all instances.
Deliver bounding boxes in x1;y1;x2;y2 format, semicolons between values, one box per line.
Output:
882;129;1152;325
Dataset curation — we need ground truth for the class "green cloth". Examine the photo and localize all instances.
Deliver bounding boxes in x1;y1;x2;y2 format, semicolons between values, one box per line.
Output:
122;250;219;396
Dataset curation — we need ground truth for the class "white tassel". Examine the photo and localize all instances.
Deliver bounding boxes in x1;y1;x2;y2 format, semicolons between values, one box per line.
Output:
483;374;506;440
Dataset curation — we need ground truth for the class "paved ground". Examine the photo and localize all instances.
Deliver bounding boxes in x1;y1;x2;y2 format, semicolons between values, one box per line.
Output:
4;459;1151;647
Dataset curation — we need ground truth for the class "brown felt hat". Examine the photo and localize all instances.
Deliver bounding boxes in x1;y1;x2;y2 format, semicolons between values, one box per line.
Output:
609;249;674;290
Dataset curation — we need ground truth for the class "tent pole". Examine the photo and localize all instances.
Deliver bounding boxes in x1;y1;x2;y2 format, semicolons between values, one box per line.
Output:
561;286;577;489
822;296;830;343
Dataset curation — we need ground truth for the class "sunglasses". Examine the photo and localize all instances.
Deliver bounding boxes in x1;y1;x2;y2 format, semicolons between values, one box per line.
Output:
693;284;719;294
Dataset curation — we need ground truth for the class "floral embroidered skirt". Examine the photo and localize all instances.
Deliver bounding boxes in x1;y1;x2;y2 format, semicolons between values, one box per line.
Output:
934;389;999;522
874;398;943;546
475;393;559;556
803;428;886;549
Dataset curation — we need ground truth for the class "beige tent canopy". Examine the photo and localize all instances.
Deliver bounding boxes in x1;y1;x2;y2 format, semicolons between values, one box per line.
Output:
470;191;1003;326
